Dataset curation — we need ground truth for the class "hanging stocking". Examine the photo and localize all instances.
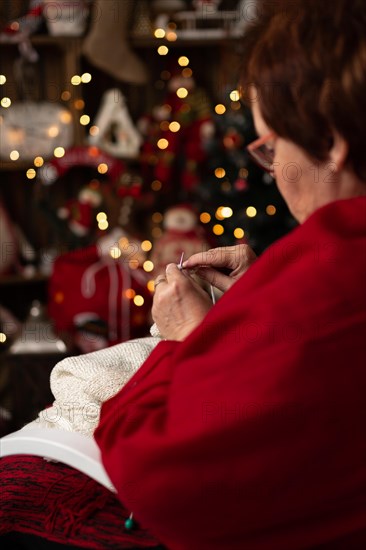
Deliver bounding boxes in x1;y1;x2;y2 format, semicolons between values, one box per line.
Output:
82;0;148;85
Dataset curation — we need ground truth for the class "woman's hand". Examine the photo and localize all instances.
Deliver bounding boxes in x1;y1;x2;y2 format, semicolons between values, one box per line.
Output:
183;244;257;292
152;263;213;341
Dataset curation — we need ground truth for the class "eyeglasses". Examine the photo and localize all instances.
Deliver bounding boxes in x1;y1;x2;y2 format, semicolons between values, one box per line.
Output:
247;132;276;173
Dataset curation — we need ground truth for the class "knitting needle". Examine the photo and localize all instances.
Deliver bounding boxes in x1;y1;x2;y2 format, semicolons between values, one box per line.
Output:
210;284;216;305
178;250;216;305
178;251;185;270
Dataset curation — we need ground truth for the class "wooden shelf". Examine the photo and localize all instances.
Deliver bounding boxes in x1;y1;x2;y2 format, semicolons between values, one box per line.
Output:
131;33;242;48
31;35;82;47
28;32;242;48
0;274;48;286
0;160;38;172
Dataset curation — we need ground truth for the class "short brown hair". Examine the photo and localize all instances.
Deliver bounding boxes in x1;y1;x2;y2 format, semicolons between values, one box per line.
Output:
240;0;366;180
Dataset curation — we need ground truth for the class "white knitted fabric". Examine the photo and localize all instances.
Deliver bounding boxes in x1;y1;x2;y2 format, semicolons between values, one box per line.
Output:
25;326;161;437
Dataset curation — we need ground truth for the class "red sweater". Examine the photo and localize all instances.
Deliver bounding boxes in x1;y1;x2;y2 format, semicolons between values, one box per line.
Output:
95;197;366;550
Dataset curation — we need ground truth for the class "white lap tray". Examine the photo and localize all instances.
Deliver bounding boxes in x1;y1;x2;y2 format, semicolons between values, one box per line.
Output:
0;427;116;492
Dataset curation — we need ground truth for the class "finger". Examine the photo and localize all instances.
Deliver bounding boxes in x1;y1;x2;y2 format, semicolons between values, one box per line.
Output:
154;275;168;290
183;246;240;270
165;263;207;296
165;262;184;282
194;267;232;292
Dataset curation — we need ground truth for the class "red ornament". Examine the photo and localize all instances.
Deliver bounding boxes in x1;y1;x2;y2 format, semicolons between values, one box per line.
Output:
234;178;249;192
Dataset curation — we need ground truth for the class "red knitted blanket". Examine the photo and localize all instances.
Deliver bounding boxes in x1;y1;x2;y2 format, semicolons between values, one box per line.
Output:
0;455;160;549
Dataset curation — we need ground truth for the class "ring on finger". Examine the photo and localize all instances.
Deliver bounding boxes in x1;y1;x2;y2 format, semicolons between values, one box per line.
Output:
154;277;167;289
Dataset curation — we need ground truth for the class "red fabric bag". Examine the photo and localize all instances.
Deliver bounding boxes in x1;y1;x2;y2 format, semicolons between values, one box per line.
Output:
48;245;152;350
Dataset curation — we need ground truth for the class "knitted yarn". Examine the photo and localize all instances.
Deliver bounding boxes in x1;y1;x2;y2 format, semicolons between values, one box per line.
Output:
25;328;161;437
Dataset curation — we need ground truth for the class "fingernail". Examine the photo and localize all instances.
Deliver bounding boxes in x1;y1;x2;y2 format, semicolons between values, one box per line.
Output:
166;263;177;273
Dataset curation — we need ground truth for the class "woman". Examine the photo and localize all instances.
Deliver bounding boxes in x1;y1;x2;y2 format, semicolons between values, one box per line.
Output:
95;1;366;549
1;1;365;548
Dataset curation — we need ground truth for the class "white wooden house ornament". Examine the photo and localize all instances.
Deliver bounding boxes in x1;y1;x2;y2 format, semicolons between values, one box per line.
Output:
88;89;142;160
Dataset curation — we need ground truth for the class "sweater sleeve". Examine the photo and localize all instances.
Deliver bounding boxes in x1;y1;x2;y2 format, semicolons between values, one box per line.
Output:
95;200;366;550
95;295;365;550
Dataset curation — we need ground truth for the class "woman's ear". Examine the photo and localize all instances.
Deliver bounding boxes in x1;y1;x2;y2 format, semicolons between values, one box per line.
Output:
329;131;349;171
